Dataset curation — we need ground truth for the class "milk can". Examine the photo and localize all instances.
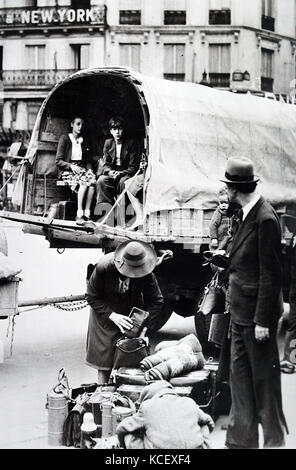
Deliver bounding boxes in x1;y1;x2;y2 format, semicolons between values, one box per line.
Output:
112;406;133;435
101;400;113;438
47;390;68;446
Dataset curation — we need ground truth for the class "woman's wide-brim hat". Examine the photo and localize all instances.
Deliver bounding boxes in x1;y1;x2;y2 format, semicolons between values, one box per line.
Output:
220;156;260;184
114;241;158;278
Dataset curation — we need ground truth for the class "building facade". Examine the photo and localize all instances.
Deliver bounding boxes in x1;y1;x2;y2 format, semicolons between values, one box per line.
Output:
0;0;296;138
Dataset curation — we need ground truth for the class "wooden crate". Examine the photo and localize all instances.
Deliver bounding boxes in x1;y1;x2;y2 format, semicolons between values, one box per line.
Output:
0;277;20;317
203;210;215;238
27;175;69;214
146;208;207;238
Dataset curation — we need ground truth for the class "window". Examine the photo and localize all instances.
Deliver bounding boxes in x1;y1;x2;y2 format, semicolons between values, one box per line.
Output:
26;45;45;70
163;44;185;81
119;10;141;24
209;0;231;24
164;10;186;25
27;102;41;130
262;0;273;16
119;44;141;72
209;9;231;25
261;48;274;92
71;44;89;70
261;0;274;31
209;44;231;87
71;0;91;8
164;0;186;24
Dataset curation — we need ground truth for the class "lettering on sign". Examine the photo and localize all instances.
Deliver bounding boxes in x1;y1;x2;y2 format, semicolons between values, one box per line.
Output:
4;7;104;26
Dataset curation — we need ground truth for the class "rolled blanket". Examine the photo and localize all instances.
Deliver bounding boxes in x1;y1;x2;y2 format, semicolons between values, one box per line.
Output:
154;340;179;352
154;334;202;354
140;343;193;371
178;334;202;353
144;352;205;381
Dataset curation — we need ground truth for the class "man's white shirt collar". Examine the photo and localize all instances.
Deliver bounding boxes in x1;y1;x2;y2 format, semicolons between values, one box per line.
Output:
242;194;260;221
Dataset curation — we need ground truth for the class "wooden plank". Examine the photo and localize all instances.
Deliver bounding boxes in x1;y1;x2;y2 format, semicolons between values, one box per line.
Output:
40;132;59;143
0;278;19;316
193;210;204;237
147;211;168;236
37;141;58;152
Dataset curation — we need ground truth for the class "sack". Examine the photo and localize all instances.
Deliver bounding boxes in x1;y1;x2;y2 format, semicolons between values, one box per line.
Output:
113;337;149;369
124;307;150;339
197;272;226;316
0;252;22;280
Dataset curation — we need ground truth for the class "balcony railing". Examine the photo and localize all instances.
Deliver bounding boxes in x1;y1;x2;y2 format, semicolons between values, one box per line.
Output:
209;73;230;88
2;69;77;88
261;15;275;32
0;5;106;29
261;76;274;92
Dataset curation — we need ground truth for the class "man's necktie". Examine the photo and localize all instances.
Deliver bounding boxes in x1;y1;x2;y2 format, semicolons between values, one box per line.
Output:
232;208;243;236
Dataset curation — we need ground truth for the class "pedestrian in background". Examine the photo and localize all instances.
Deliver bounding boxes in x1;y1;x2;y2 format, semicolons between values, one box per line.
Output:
280;206;296;374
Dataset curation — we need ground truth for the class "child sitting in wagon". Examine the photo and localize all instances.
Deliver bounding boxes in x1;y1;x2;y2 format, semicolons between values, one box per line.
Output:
56;115;96;225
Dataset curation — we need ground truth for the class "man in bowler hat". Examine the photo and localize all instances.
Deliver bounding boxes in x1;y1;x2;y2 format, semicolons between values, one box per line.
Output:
220;156;288;448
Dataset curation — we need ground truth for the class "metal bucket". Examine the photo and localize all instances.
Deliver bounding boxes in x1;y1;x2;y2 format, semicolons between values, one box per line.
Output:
112;406;133;435
47;390;68;446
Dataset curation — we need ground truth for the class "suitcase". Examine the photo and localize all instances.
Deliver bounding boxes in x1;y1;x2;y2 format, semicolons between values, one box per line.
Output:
58;200;77;220
117;384;193;407
117;384;145;404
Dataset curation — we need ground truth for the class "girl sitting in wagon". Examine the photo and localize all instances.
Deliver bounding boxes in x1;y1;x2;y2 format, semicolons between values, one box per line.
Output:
56;115;96;225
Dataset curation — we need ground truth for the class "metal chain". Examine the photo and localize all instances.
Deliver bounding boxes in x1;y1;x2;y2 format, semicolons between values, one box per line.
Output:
3;301;87;359
49;300;88;311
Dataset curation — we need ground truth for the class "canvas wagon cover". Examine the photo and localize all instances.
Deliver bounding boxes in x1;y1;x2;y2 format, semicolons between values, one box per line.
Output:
141;76;296;215
16;69;296;213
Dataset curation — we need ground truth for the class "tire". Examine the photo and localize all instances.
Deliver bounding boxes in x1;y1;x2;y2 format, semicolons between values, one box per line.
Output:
0;227;8;256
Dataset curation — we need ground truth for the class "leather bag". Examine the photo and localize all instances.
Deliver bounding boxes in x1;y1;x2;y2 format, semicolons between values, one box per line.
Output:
197;272;226;316
113;337;149;369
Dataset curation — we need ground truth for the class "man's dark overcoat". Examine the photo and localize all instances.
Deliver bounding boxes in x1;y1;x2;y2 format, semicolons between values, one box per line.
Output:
225;196;288;449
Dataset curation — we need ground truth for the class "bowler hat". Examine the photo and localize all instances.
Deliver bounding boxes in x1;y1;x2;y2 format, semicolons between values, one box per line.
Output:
114;241;158;278
220;157;259;184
